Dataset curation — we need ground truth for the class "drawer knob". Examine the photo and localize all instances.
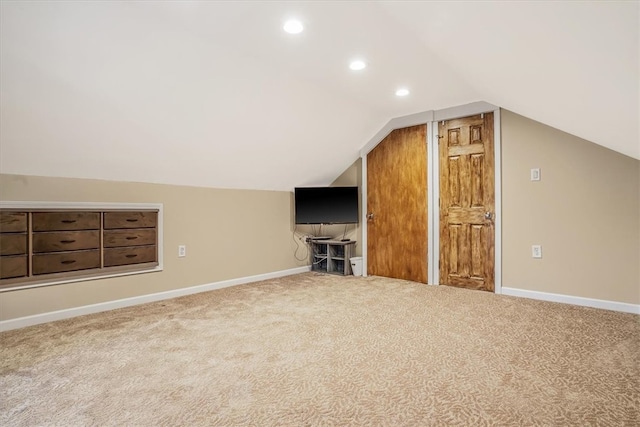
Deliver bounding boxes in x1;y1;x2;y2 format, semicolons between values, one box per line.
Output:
60;260;76;265
126;219;139;222
126;236;138;240
61;219;77;224
60;239;76;244
125;254;138;258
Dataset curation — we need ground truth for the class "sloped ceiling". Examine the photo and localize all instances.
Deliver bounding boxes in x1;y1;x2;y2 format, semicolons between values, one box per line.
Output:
1;1;637;191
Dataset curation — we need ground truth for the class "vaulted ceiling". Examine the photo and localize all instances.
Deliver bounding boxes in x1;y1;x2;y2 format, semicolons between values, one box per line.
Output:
1;1;637;191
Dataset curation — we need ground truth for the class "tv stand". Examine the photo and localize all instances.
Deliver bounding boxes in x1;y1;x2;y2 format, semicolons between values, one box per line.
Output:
310;240;356;275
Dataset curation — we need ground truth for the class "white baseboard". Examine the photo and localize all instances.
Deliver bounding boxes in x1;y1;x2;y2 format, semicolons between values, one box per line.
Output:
501;287;640;315
0;266;311;332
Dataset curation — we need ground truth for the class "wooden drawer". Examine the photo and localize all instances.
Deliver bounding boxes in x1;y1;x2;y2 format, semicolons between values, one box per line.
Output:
33;231;100;253
32;250;100;275
104;245;156;267
0;233;28;256
0;212;27;233
0;255;28;279
104;229;156;248
104;211;157;229
33;212;100;231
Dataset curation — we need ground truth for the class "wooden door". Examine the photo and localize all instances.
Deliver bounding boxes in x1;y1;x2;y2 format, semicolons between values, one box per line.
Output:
367;125;428;283
439;113;495;291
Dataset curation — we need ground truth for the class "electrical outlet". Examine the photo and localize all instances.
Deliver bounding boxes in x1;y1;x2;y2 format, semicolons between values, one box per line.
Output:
531;168;541;181
178;245;186;258
532;245;542;258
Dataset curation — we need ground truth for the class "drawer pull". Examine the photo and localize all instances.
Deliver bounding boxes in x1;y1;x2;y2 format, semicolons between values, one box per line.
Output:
61;219;77;224
126;236;138;240
60;260;76;265
60;239;76;244
125;254;138;258
126;219;139;222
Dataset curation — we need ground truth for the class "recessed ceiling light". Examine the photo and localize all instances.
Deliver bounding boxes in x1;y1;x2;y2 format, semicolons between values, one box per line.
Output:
395;88;410;97
283;19;304;34
349;60;366;71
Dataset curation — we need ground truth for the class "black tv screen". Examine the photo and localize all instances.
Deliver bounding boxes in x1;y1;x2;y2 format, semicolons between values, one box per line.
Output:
294;187;358;224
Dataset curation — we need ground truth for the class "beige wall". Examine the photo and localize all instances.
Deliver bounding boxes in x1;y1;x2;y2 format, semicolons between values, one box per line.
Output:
331;158;363;257
501;110;640;304
0;174;307;320
2;110;638;322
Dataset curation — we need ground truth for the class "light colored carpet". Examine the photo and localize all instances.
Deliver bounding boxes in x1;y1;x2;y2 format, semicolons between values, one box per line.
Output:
1;272;638;426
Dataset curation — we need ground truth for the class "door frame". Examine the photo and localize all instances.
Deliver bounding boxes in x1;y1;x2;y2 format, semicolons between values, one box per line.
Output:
360;102;502;294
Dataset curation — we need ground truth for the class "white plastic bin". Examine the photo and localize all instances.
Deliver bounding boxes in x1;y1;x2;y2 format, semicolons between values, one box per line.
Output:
350;257;363;276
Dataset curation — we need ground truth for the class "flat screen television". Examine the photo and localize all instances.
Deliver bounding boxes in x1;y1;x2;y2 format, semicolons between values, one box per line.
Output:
294;186;358;225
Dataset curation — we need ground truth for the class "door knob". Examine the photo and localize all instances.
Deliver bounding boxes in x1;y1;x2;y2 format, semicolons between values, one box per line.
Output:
484;212;493;220
367;213;375;220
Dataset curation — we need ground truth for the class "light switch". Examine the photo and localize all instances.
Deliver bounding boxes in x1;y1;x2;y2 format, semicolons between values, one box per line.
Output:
531;168;541;181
